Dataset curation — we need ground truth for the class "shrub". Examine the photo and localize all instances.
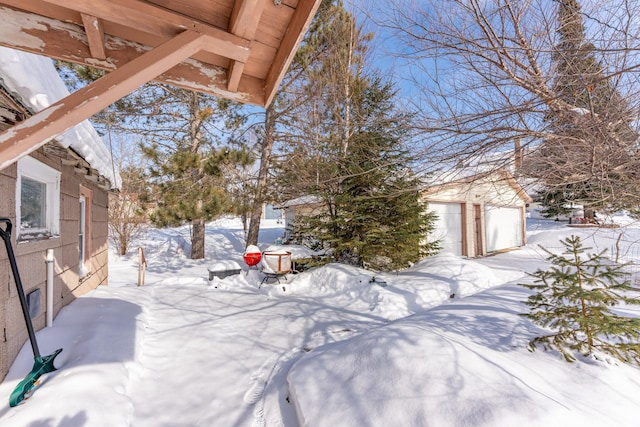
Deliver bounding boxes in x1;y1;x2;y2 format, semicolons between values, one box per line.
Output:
521;235;640;363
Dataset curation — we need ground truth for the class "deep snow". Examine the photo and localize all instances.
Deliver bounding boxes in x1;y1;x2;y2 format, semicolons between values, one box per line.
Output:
1;217;640;426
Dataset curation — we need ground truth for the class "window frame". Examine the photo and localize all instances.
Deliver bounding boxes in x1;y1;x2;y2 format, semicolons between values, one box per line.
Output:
16;156;61;241
79;185;93;277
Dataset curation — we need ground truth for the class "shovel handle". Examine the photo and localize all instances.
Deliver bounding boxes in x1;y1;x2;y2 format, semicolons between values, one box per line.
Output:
0;217;12;238
0;217;41;359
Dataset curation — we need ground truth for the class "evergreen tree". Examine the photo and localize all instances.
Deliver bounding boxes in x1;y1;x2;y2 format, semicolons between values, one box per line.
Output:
283;1;437;270
536;0;639;213
138;88;251;259
326;122;439;270
521;235;640;364
273;0;372;203
276;6;438;269
242;0;336;247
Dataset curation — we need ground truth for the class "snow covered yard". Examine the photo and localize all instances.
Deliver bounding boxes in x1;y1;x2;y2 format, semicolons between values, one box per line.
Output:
1;217;640;426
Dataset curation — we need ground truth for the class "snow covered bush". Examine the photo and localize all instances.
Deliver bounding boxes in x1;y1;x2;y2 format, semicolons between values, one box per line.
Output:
521;235;640;364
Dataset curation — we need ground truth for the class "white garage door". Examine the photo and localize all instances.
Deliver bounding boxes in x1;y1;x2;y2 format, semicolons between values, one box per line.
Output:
485;205;523;252
428;202;463;256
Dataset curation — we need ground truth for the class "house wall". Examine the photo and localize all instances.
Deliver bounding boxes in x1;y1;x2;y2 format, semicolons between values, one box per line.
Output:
262;203;284;221
0;146;109;381
283;204;326;243
424;174;529;258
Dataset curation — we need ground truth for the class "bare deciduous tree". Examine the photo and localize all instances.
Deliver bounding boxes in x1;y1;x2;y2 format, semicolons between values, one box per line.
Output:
109;190;147;256
377;0;640;211
107;136;148;256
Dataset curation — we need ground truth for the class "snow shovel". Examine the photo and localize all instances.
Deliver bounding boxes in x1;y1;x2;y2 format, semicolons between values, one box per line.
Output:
0;218;62;407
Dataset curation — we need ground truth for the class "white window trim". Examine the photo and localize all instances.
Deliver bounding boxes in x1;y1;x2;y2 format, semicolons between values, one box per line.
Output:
16;156;61;241
79;195;86;276
79;185;93;278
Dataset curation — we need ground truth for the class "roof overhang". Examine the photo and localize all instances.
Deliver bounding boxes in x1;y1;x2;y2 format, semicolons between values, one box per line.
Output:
0;0;320;170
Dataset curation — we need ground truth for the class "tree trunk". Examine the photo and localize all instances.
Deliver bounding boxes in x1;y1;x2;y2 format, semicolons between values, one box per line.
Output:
191;218;205;259
246;104;276;247
241;213;248;239
341;15;354;156
246;205;263;248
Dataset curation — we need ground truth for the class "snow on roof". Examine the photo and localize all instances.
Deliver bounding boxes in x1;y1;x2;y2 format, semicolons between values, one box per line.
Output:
0;47;121;188
426;149;517;186
420;148;532;204
279;195;324;208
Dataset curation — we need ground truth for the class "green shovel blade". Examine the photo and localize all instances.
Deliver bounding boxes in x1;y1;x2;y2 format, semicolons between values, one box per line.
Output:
9;348;62;407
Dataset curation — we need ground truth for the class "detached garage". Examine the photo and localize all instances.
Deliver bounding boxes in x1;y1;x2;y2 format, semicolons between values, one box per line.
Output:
423;168;532;258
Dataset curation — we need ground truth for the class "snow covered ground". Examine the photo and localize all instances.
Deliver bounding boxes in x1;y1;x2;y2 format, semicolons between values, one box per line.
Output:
1;216;640;426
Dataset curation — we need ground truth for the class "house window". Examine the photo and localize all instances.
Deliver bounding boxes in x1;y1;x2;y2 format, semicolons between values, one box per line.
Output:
21;177;46;229
79;186;93;276
79;195;86;270
16;156;60;240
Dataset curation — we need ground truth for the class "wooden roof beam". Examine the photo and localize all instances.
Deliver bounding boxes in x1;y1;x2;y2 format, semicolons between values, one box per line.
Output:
36;0;252;63
265;0;321;105
227;0;267;92
81;14;106;60
227;60;245;93
229;0;266;36
0;30;206;170
0;6;264;105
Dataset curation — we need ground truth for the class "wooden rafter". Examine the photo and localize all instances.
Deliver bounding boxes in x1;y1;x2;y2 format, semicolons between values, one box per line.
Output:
265;0;321;105
32;0;252;62
0;6;264;105
0;0;324;174
227;60;245;93
0;0;322;109
227;0;267;92
81;13;106;60
0;30;206;170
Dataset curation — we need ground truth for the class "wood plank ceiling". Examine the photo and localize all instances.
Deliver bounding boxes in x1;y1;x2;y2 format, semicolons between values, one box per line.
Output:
0;0;321;170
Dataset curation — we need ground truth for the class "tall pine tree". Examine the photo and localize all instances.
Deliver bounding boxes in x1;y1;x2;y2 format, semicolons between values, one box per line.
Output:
138;87;251;259
536;0;638;214
327;88;439;269
275;2;437;270
242;0;336;247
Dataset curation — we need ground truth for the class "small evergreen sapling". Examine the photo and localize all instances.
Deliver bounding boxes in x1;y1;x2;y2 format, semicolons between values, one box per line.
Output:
521;235;640;364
